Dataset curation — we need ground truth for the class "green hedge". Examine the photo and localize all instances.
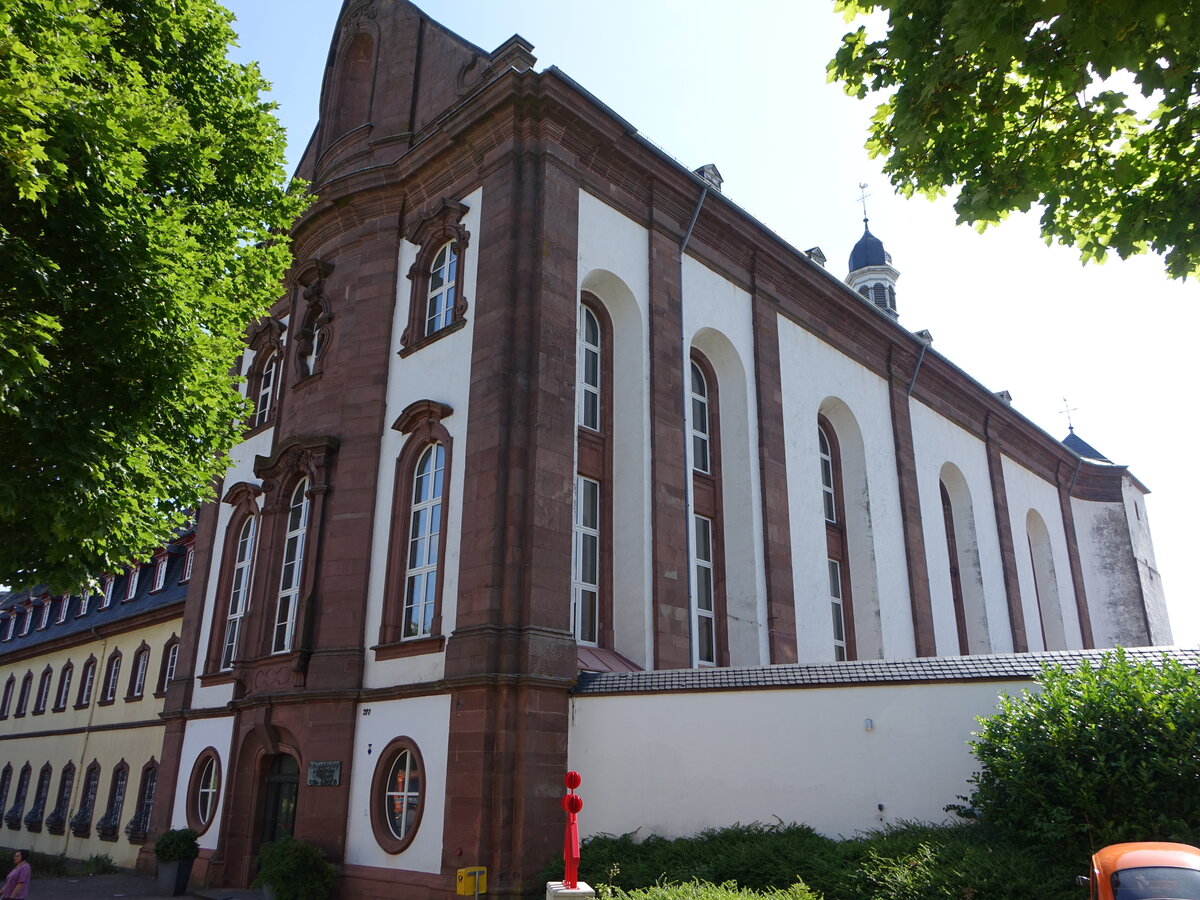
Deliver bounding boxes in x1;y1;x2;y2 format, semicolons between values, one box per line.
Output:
540;821;1082;900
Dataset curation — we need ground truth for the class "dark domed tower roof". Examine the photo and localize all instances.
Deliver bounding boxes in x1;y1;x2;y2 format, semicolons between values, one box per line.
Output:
849;219;891;271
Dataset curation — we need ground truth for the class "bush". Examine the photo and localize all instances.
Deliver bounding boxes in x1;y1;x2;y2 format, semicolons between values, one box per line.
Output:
957;648;1200;853
83;853;118;874
538;821;1083;900
252;835;336;900
153;827;199;861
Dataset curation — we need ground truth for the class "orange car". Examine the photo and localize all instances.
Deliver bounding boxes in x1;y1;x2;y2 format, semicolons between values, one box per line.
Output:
1080;843;1200;900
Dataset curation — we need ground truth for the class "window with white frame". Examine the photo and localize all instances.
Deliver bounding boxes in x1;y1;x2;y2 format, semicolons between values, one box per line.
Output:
3;614;13;640
571;477;600;645
254;351;278;429
0;678;12;717
76;659;96;707
689;362;711;474
54;664;73;711
829;559;847;661
819;426;837;524
403;444;445;639
182;546;195;582
57;594;70;623
101;653;121;703
222;518;256;669
152;555;167;591
20;606;32;635
577;306;601;430
124;567;139;601
693;515;716;665
425;243;458;335
272;480;310;653
38;600;51;630
34;668;52;713
129;648;149;698
100;577;114;609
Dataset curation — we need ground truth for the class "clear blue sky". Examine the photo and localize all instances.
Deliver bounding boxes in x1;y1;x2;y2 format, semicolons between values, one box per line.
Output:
220;0;1200;645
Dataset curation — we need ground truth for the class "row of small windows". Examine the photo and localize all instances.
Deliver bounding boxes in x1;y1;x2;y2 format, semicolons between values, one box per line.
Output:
0;757;156;843
0;638;178;719
0;548;193;642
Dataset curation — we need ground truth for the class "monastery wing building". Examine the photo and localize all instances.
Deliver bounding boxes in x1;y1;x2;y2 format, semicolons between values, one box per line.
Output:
1;1;1169;898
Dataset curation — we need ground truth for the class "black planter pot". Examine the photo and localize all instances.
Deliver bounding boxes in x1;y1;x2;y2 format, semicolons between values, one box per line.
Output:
156;858;195;896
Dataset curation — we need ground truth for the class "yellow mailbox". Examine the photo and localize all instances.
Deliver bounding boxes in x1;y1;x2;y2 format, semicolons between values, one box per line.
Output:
456;866;487;896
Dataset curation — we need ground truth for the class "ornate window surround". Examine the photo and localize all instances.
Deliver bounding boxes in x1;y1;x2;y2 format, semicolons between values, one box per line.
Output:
292;258;335;384
245;317;287;435
376;400;453;658
399;199;470;357
368;736;426;854
202;482;263;677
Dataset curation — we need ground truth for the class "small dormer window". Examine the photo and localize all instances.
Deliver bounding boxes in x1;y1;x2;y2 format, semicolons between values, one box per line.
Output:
56;596;70;624
182;547;195;583
3;615;14;641
20;607;32;636
100;577;114;610
124;567;140;601
38;602;51;630
78;592;91;617
152;556;168;592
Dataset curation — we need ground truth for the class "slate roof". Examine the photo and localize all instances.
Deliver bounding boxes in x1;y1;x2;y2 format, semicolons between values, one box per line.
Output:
573;647;1200;695
1062;429;1112;463
848;222;890;271
0;535;192;659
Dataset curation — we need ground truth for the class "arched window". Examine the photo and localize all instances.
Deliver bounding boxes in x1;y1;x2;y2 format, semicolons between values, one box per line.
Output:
126;644;151;699
688;353;726;667
14;670;32;717
0;676;13;718
45;762;74;835
156;636;179;696
33;665;52;714
99;649;122;705
222;516;256;669
95;760;129;839
272;480;310;654
23;763;51;832
400;199;470;355
578;306;601;431
53;662;73;712
369;737;426;853
0;766;10;816
124;759;157;843
69;760;101;836
186;749;221;834
379;401;454;653
818;420;856;661
4;762;31;829
254;351;278;428
76;656;97;708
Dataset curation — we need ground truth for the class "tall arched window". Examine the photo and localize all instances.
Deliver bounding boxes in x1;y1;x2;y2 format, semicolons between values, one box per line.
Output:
425;244;458;335
33;665;52;714
99;649;122;705
70;760;101;837
4;763;31;828
0;676;13;718
75;656;97;708
124;759;157;843
222;517;257;669
272;480;310;654
818;421;855;661
96;760;129;839
572;298;612;648
127;645;151;699
45;762;74;835
254;351;278;429
403;444;445;639
24;763;51;832
15;670;32;717
53;662;73;712
688;354;726;667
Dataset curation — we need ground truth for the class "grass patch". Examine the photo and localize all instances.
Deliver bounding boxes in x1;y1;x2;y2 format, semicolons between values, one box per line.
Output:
541;821;1083;900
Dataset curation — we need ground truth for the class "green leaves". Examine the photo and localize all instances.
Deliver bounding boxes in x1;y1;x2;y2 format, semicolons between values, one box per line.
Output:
960;649;1200;853
829;0;1200;278
0;0;310;589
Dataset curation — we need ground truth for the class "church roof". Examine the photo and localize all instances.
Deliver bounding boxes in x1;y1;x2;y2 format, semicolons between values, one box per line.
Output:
1062;429;1112;463
849;220;890;271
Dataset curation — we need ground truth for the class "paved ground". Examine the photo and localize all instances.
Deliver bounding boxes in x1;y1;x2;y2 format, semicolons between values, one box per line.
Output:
33;871;262;900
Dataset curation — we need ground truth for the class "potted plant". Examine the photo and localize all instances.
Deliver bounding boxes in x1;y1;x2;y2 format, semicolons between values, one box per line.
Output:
252;835;336;900
153;827;199;896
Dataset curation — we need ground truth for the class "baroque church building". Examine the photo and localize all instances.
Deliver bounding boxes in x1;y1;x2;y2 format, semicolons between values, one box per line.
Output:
119;1;1171;897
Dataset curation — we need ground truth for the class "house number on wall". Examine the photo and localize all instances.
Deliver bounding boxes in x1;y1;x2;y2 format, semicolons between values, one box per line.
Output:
307;761;342;786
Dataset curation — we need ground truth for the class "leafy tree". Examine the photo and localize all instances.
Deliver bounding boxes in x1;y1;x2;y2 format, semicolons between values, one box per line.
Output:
956;649;1200;853
829;0;1200;278
0;0;308;588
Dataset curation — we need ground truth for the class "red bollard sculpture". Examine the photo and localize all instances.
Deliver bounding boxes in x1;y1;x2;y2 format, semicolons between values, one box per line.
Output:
562;771;583;889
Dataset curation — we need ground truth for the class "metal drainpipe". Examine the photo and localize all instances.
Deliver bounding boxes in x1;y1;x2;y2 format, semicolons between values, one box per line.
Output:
906;341;929;395
678;182;709;663
64;625;108;860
